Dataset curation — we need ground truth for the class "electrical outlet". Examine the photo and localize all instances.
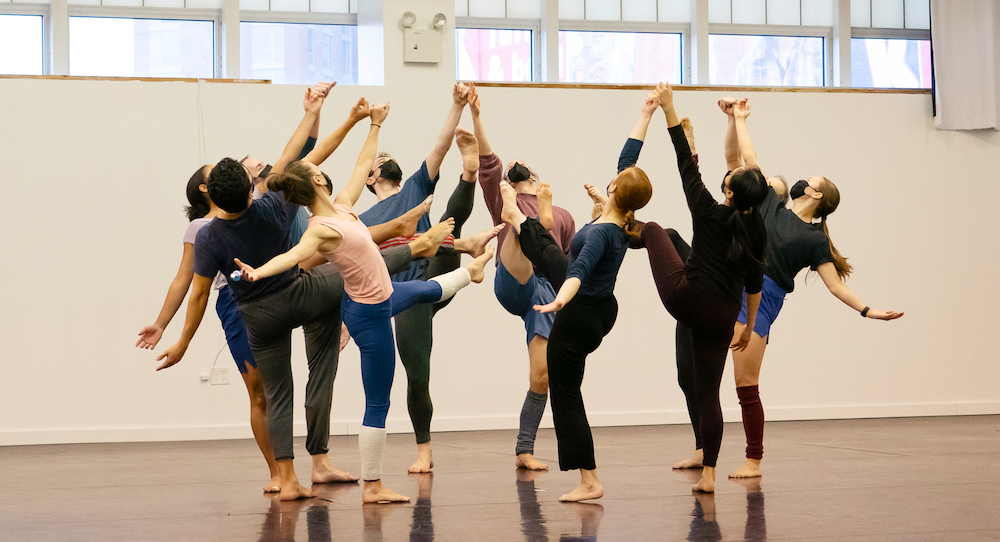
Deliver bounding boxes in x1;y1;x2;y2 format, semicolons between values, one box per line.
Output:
211;367;229;386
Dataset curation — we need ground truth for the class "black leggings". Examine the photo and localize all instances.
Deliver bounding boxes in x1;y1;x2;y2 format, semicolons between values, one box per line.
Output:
517;217;568;290
641;222;740;468
547;294;619;471
394;178;476;444
664;230;702;451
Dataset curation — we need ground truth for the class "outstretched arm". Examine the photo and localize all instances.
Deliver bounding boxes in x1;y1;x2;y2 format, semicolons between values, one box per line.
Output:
654;82;681;128
732;99;761;171
425;83;469;178
534;277;581;314
718;98;743;171
137;243;196;349
335;103;390;207
630;93;660;141
467;83;492;156
301;97;372;168
817;263;905;320
155;273;213;370
263;83;332;190
235;226;337;283
619;94;660;173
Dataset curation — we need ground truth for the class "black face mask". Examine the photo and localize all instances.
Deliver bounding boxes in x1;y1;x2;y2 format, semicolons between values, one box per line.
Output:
258;164;272;181
722;171;732;195
321;172;333;195
378;159;403;183
508;163;531;183
789;180;810;200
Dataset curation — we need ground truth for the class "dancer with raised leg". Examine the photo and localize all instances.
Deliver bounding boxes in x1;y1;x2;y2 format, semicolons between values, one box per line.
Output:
719;97;904;479
358;83;493;474
467;83;576;471
639;83;768;493
235;101;495;503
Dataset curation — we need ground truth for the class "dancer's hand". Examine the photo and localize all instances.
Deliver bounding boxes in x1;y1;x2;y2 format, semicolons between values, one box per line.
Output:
156;342;187;370
730;326;753;352
304;86;328;115
339;323;351;351
370;102;391;126
453;82;469;104
136;325;164;350
717;97;737;115
866;309;904;321
233;258;261;282
467;85;481;116
733;99;751;119
534;299;565;314
654;82;674;110
348;97;372;123
311;81;335;98
642;93;660;117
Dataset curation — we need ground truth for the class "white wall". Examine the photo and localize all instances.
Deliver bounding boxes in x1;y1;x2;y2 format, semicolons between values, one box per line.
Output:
1;0;998;446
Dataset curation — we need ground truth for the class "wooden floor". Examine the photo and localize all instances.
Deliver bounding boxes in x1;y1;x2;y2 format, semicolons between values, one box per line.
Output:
3;416;999;541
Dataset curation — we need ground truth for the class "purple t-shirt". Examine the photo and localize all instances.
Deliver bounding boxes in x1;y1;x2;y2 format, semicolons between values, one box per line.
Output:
183;218;227;290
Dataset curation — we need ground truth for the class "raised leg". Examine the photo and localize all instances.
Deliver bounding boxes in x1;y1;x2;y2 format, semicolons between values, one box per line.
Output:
517;217;568;291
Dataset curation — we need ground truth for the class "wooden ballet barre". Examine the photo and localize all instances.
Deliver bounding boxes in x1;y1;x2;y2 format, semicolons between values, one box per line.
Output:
472;82;930;94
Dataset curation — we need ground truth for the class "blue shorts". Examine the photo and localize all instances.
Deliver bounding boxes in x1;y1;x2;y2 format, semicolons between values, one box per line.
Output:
494;260;556;347
737;275;786;339
216;286;257;374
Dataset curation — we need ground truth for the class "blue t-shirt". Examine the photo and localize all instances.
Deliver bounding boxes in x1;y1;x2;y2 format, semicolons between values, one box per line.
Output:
358;161;439;282
286;136;318;245
193;191;301;303
565;222;629;298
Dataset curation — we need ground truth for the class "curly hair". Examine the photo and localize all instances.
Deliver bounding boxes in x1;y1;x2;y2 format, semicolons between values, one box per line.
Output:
207;158;252;213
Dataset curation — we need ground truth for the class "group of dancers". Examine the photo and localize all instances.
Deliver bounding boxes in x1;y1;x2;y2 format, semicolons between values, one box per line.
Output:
136;80;902;503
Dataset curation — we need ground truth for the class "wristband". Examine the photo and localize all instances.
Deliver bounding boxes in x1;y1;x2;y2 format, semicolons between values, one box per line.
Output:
860;306;870;318
372;124;381;127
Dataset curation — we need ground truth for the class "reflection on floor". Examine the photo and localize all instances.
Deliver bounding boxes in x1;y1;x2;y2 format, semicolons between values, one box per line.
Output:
3;416;1000;541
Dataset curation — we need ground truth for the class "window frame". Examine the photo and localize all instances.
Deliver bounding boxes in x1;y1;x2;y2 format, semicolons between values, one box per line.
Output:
455;16;541;82
1;4;51;76
559;19;688;84
67;6;222;78
237;12;357;84
708;23;833;87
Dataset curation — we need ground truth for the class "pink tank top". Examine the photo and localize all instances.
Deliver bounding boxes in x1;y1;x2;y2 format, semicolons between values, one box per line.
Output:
310;204;394;304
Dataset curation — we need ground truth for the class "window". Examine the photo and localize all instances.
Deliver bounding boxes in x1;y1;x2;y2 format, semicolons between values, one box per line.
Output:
710;34;824;86
851;38;930;88
0;14;44;75
69;17;214;78
559;31;682;84
457;28;533;82
239;22;358;84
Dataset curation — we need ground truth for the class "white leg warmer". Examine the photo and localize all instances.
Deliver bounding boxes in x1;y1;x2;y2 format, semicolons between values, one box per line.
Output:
359;425;387;481
430;267;472;302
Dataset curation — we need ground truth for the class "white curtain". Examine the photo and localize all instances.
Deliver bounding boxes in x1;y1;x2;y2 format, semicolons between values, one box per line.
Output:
931;0;1000;131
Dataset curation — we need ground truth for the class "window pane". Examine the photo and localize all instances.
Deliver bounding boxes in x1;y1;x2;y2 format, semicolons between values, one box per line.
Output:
507;0;542;18
469;0;505;18
456;0;469;17
456;28;533;82
658;0;690;22
871;0;904;28
585;0;620;20
709;0;731;23
851;0;871;27
903;0;929;29
767;0;800;25
70;17;214;78
240;23;358;84
622;0;657;22
559;0;585;19
0;15;43;75
710;35;824;86
801;0;833;26
850;38;930;88
732;0;765;24
559;31;682;84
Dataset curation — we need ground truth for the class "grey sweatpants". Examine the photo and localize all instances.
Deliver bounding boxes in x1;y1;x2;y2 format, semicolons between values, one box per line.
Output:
238;246;412;461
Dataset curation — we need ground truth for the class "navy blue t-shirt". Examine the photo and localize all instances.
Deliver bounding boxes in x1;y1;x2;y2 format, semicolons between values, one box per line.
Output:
193;190;300;303
358;161;438;282
759;187;834;293
565;222;629;298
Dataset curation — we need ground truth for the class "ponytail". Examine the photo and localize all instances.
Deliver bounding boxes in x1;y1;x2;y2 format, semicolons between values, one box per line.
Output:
623;209;641;240
814;177;851;280
270;161;318;206
726;207;767;267
611;167;653;240
820;216;852;280
184;166;211;221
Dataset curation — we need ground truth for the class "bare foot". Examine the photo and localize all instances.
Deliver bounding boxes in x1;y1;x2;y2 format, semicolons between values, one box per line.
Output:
397;195;433;239
279;480;313;501
339;323;351;352
411;218;455;259
680;116;696;155
729;459;761;479
408;442;434;473
515;453;549;471
362;480;411;503
536;182;554;230
673;449;704;469
590;202;604;220
455;127;480;176
264;475;281;493
455;224;504;257
583;183;608;206
692;466;716;493
465;245;495;283
312;460;360;484
499;182;526;232
559;482;603;502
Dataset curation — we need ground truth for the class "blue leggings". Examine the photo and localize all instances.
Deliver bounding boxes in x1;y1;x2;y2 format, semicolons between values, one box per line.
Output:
341;280;444;428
